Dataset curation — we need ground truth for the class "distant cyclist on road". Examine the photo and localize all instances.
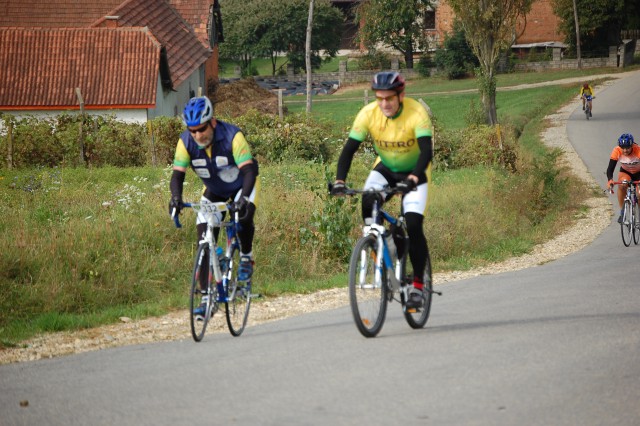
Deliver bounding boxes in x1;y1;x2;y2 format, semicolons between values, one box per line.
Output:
169;96;259;314
606;133;639;223
580;82;594;115
330;71;433;310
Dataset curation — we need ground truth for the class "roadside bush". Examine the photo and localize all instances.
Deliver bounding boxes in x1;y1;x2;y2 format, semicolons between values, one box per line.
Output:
356;49;392;71
456;125;518;172
84;117;147;167
434;20;478;80
149;116;184;166
231;110;341;163
417;53;435;77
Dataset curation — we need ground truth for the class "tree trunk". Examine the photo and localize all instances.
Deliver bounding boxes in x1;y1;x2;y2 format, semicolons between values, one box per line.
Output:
305;0;314;113
404;41;414;69
572;0;581;69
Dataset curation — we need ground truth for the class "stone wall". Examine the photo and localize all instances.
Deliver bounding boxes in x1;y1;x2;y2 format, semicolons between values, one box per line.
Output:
513;45;630;72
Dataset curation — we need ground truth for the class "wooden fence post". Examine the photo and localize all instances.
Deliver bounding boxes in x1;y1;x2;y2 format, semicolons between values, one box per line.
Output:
278;89;284;120
6;120;13;169
75;88;86;166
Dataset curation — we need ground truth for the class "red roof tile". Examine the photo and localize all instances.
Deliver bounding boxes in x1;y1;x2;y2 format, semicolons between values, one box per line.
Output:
0;0;124;27
168;0;213;48
93;0;211;88
0;27;160;109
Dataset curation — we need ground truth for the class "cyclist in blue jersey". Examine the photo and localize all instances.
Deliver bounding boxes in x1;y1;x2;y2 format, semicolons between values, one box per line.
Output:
331;71;434;310
170;97;259;314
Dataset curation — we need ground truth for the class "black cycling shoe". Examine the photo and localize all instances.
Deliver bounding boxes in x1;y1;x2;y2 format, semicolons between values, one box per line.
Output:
406;289;424;310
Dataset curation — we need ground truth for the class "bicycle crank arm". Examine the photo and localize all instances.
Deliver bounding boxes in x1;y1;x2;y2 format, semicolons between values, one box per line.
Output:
427;288;443;296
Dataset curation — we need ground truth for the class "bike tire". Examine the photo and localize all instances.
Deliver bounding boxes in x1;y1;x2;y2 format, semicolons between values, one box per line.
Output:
190;244;216;342
349;235;388;338
403;242;433;329
225;243;251;336
633;202;640;245
621;199;633;247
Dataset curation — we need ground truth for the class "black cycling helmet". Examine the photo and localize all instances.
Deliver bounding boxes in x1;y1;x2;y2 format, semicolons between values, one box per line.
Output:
618;133;634;148
371;71;405;93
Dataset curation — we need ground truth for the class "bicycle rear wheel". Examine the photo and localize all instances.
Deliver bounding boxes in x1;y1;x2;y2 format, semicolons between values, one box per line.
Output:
633;202;640;245
349;235;388;338
621;199;632;247
403;242;433;329
225;243;251;336
190;244;216;342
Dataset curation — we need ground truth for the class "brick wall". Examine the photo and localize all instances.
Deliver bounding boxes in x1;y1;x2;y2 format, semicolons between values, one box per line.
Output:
436;0;564;44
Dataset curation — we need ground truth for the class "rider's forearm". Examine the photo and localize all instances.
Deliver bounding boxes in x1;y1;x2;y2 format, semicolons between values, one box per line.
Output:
606;159;617;181
239;162;257;198
336;138;361;181
170;169;186;199
411;136;433;179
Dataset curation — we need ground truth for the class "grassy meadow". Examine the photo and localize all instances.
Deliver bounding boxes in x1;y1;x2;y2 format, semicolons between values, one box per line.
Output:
1;67;622;346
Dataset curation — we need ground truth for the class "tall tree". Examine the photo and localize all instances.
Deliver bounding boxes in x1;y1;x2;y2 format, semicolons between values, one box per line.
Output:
445;0;533;126
219;0;342;76
553;0;629;55
356;0;432;69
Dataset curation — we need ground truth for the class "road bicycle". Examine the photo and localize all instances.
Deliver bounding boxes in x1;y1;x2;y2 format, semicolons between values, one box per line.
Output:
583;95;594;120
332;185;441;338
606;180;640;247
173;201;257;341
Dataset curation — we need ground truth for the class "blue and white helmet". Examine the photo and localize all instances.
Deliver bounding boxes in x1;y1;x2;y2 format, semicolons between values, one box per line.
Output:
182;96;213;127
618;133;634;148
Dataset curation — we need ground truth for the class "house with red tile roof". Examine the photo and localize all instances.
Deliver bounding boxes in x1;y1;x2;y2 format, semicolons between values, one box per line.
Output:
0;0;216;124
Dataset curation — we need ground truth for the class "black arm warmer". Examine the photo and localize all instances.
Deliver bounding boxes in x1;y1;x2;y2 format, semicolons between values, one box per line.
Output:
411;135;433;179
240;162;257;198
170;169;186;199
336;137;361;181
606;159;617;181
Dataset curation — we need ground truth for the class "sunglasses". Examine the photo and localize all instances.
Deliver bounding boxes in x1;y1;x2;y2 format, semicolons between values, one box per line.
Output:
375;94;398;103
189;122;210;134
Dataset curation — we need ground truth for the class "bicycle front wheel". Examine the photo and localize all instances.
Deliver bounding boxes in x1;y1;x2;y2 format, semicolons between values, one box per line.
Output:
633;202;640;245
349;235;388;338
621;200;632;247
225;243;251;336
403;242;433;329
190;244;216;342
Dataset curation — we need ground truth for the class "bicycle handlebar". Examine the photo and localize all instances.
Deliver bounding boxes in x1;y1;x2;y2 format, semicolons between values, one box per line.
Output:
172;201;236;228
328;183;410;197
604;180;640;194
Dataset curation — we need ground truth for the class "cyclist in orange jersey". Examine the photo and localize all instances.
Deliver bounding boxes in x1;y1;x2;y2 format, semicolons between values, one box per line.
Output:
607;133;640;223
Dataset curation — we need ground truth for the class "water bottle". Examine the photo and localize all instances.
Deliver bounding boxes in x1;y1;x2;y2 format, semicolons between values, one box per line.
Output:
215;246;227;271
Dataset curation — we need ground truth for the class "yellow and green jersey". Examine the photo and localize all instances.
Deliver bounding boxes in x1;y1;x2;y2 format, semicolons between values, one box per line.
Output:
349;97;433;173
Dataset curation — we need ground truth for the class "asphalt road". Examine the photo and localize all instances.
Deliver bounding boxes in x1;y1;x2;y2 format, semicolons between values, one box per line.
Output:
1;71;639;426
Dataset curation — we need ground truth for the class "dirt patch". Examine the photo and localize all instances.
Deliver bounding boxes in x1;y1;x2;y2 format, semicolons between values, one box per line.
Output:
212;79;283;117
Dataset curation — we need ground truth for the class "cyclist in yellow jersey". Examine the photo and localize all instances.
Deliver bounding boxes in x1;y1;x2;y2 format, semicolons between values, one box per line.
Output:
331;71;434;310
169;97;259;317
580;82;594;113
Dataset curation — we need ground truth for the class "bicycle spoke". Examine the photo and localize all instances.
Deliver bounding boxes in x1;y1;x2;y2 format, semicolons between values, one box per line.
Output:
349;235;387;337
225;244;251;336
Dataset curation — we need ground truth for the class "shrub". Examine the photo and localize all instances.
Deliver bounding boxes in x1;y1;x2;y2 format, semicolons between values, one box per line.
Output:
434;20;478;80
417;53;435;77
356;49;392;71
149;116;184;166
231;110;341;163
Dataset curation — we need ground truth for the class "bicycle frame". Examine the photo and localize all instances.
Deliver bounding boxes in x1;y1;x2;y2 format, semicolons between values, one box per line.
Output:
175;202;241;302
351;188;408;293
607;180;640;246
